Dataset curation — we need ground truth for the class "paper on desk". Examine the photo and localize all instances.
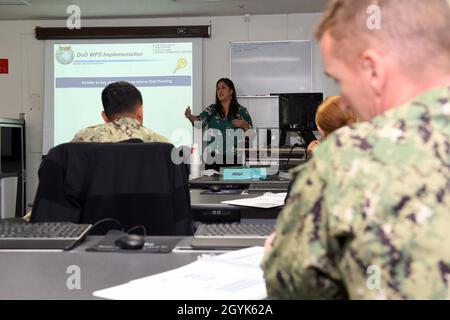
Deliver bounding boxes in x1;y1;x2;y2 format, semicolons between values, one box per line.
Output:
92;246;267;300
221;193;287;209
201;169;220;176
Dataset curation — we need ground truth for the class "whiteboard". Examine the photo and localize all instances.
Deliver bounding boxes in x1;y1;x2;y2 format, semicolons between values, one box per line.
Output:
230;40;312;96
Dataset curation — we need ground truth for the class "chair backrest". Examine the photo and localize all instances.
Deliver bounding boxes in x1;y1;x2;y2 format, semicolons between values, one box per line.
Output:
31;141;193;235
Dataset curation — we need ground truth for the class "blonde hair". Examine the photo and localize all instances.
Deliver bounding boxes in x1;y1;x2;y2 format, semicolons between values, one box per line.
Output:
315;0;450;74
316;96;357;134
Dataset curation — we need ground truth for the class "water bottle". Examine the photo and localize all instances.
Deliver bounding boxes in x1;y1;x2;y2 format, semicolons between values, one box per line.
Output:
190;144;201;179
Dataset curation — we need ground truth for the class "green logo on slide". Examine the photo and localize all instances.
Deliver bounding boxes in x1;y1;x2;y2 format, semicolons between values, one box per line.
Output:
55;46;75;65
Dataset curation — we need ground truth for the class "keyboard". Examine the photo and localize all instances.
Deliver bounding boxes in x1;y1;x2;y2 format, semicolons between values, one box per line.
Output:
191;223;275;249
0;221;92;250
247;181;290;193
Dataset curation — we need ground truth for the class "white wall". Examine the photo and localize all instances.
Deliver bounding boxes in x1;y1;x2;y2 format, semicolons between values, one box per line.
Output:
0;13;339;207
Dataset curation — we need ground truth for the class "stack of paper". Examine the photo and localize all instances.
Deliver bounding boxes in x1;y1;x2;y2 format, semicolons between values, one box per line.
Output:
221;193;287;209
93;246;267;300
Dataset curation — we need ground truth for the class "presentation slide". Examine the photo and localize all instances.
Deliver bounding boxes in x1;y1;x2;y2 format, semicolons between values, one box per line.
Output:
49;41;195;150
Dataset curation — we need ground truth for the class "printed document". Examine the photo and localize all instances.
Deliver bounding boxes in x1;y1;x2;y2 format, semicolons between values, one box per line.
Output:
93;246;267;300
221;193;287;209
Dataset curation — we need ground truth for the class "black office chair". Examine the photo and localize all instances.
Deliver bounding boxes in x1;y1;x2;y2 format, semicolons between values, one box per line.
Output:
30;141;193;235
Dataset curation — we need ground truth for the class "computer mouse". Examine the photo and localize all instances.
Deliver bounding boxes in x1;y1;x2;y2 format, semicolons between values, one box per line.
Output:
209;185;222;193
115;234;145;250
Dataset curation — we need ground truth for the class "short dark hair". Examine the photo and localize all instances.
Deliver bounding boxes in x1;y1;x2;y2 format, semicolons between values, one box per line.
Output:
101;81;143;118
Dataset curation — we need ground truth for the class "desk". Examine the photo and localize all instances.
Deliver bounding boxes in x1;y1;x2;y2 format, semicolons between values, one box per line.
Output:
0;236;200;299
236;147;308;170
189;174;290;188
190;189;281;222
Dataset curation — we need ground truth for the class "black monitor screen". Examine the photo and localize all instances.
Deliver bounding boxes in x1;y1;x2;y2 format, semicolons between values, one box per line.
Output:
278;93;324;131
1;126;23;174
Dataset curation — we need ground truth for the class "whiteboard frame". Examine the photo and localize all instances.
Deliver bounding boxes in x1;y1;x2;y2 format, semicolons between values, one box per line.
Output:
229;40;313;98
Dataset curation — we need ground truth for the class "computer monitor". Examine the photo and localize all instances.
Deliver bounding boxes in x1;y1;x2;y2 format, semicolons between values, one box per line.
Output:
0;118;26;218
278;93;323;146
1;126;24;173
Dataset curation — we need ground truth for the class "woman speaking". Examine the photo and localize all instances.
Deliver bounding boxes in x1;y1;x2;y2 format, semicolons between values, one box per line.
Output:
185;78;254;170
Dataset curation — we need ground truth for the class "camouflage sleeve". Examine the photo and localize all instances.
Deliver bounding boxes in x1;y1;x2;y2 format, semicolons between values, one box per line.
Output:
152;132;170;143
71;134;82;142
261;158;346;299
71;129;91;142
139;127;171;143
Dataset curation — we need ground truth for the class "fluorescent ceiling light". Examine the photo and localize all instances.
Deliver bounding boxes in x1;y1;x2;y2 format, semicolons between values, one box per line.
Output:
173;0;240;2
0;0;30;5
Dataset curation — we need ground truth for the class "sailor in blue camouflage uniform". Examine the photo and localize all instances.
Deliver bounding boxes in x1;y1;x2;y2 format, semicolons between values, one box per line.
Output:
72;81;169;143
262;0;450;299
